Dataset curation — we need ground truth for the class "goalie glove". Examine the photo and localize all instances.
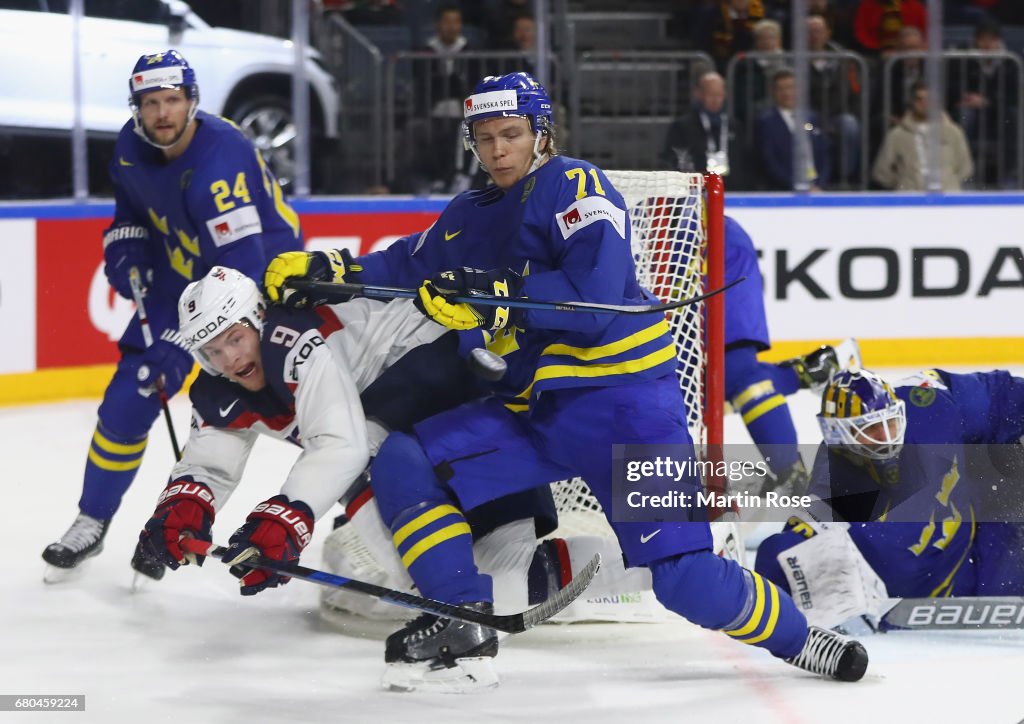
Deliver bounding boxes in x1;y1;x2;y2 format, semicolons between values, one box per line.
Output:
415;267;523;331
222;495;314;595
263;249;362;307
139;479;216;570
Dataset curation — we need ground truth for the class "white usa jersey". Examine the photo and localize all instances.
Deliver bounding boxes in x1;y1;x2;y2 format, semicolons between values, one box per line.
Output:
170;299;446;519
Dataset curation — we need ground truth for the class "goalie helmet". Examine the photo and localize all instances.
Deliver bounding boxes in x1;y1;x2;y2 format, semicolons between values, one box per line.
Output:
463;72;554;173
128;49;200;149
178;267;264;375
818;369;906;460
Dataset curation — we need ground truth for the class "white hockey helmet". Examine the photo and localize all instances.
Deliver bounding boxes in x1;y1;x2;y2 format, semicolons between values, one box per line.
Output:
178;266;264;374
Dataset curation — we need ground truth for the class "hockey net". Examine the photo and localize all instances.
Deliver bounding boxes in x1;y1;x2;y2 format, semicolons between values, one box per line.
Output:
546;171;725;539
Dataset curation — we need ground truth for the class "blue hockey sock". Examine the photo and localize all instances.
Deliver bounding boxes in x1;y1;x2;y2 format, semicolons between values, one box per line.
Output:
78;422;147;520
651;550;808;659
372;432;492;604
726;352;801;474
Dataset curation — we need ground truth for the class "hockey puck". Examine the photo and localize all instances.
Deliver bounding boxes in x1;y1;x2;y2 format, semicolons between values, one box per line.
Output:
467;347;507;382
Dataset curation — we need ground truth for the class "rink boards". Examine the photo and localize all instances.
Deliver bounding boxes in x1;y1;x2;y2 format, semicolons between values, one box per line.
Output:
0;193;1021;404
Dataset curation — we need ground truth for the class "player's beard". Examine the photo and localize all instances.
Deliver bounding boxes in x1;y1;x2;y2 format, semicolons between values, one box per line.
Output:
143;114;191;150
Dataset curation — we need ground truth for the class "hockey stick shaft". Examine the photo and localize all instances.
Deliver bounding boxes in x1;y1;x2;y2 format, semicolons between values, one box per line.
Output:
285;277;744;315
180;538;600;634
881;595;1024;630
129;267;182;462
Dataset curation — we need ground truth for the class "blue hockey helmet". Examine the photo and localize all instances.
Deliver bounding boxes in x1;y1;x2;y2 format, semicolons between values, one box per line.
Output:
818;369;907;460
463;72;553;137
463;72;554;174
128;50;200;148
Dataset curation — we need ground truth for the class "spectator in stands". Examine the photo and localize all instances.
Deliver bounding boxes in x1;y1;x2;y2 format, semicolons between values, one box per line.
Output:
853;0;927;55
416;4;477;118
946;19;1020;187
886;25;926;122
483;0;532;49
693;0;766;73
872;81;973;190
407;5;482;195
662;71;748;189
807;14;863;184
732;18;789;127
755;68;831;190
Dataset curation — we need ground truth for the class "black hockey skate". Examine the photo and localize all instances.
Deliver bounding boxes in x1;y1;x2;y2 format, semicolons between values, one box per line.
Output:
130;540;166;582
42;514;109;578
780;338;861;392
382;602;499;692
785;626;868;682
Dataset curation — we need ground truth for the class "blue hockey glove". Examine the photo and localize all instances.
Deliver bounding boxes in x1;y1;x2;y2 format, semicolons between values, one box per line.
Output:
102;223;153;299
137;330;195;398
222;495;314;595
415;268;523;331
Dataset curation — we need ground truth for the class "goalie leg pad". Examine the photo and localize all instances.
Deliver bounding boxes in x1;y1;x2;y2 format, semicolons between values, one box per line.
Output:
651;550;808;658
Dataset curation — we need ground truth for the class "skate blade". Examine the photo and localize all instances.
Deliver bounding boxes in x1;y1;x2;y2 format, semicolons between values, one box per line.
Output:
43;563;87;584
381;657;498;693
130;571;154;593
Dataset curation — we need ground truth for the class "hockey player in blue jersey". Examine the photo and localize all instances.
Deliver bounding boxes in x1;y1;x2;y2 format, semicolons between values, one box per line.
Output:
265;72;867;691
42;50;303;581
755;368;1024;629
721;214;861;494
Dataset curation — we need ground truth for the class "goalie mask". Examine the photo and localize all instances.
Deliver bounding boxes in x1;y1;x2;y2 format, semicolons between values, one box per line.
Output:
178;267;264;375
463;72;554;174
128;49;200;150
818;370;907;460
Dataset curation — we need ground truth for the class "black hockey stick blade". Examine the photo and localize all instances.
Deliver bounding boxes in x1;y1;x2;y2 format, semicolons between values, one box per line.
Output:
181;538;600;634
880;595;1024;630
284;277;745;315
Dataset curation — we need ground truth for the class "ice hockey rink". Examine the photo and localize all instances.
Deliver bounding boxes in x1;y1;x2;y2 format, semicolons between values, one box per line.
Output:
4;366;1024;724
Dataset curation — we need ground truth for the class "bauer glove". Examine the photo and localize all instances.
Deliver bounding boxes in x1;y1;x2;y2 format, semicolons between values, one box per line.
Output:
139;479;216;570
222;495;314;595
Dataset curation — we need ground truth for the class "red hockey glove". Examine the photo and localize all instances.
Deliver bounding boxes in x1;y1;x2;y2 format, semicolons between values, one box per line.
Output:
139;478;216;570
222;495;314;595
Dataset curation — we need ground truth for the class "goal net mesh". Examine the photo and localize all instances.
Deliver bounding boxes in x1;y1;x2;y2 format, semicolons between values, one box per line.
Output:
548;171;716;539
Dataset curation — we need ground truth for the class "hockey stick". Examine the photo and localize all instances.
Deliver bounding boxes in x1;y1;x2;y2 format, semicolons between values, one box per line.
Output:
180;538;601;634
880;595;1024;630
284;277;745;315
129;267;182;461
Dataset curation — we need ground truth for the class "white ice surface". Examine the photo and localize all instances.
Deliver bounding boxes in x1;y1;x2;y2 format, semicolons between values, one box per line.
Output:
3;366;1024;723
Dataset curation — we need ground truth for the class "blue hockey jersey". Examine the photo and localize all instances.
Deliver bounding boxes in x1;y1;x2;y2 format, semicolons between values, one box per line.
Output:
807;380;977;597
354;155;679;410
109;111;302;346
